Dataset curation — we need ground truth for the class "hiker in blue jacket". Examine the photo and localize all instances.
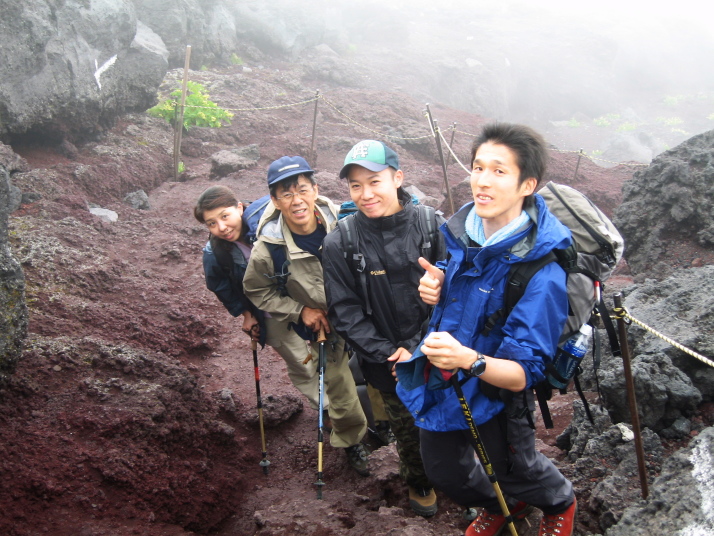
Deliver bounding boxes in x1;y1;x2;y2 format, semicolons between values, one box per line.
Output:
395;123;578;536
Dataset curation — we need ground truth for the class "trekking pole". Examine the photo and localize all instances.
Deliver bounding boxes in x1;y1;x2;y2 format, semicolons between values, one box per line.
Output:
450;375;519;536
251;337;270;475
315;327;327;498
613;293;649;499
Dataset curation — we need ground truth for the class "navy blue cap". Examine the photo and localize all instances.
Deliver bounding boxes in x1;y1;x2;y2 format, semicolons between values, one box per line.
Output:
267;156;314;187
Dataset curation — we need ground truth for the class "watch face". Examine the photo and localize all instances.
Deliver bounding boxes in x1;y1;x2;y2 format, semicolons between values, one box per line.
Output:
471;358;486;377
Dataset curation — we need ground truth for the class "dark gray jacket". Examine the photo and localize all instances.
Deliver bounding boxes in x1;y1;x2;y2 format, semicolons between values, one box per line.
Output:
323;191;446;392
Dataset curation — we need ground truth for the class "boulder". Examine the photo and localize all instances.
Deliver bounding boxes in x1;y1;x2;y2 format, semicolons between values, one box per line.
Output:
605;426;714;536
0;159;28;385
209;145;260;178
123;189;151;210
614;129;714;279
0;0;168;143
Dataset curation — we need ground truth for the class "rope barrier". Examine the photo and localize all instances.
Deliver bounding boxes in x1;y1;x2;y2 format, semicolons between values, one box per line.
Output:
182;96;319;113
165;86;653;168
551;148;649;167
613;306;714;369
320;95;433;141
437;126;472;176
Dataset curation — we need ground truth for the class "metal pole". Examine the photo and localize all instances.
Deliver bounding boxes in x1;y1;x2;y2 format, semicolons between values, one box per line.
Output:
446;122;457;167
309;90;320;164
425;104;455;216
173;45;192;181
251;338;270;475
613;293;649;499
450;375;518;536
573;148;584;181
315;328;327;498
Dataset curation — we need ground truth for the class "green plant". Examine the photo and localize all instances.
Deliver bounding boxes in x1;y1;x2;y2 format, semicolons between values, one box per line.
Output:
590;149;603;157
663;94;685;107
593;116;611;127
567;118;581;128
230;53;244;66
147;81;233;129
655;116;684;126
670;128;689;136
616;122;637;132
708;112;714;120
178;161;185;174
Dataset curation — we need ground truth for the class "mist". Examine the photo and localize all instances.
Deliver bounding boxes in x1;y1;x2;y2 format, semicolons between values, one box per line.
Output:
291;0;714;156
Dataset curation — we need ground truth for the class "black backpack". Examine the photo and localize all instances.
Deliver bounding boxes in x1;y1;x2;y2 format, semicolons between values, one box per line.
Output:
337;203;439;316
481;183;624;428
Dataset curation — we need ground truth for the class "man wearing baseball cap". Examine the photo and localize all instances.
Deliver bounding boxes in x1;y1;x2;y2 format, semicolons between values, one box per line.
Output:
323;140;445;515
244;155;370;476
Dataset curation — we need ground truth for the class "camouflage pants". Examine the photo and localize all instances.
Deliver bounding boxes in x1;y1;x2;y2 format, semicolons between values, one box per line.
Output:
380;390;432;489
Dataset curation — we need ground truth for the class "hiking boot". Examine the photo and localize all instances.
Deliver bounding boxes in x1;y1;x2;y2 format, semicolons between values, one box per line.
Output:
408;486;437;517
344;443;370;476
465;501;533;536
539;497;577;536
374;420;396;446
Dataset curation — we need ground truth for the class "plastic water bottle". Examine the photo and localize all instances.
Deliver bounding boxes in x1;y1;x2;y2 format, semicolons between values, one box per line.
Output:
548;324;593;389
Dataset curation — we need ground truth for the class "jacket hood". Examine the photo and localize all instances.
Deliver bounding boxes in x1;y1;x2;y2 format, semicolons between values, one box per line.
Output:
443;193;571;265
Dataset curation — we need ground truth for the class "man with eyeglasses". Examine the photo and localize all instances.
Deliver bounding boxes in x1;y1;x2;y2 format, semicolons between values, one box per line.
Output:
244;156;370;476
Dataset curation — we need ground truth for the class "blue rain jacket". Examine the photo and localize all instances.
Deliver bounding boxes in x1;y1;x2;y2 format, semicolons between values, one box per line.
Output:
396;194;571;431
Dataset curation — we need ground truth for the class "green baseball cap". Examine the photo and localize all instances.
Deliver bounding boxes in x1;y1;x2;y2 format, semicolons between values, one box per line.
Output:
340;140;400;179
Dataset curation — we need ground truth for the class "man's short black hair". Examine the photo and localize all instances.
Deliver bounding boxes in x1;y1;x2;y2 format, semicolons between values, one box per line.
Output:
470;123;548;195
269;173;316;198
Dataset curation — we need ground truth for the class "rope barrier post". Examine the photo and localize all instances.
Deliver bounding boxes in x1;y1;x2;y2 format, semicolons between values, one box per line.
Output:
309;90;320;165
425;103;455;216
613;293;649;499
173;45;192;181
446;122;457;167
573;148;584;181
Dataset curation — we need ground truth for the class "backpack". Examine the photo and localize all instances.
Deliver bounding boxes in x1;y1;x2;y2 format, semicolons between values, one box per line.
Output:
481;182;624;428
337;201;439;316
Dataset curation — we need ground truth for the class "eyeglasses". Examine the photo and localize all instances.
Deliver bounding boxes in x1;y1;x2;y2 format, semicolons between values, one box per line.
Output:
275;187;314;203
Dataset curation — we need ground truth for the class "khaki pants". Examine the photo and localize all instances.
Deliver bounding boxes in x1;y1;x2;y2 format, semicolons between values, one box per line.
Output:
265;317;324;410
265;318;367;448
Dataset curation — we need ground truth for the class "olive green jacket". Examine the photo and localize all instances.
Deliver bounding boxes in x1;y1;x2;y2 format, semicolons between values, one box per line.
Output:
243;195;338;324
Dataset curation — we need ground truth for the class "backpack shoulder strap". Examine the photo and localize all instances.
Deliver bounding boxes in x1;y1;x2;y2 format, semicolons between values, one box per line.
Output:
481;250;558;337
416;204;438;263
337;214;372;316
264;242;291;297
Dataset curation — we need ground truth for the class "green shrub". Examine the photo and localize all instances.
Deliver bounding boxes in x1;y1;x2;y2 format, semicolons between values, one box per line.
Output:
593;116;611;127
616;122;637;132
567;118;581;128
655;116;684;126
148;81;234;129
230;53;244;66
708;112;714;121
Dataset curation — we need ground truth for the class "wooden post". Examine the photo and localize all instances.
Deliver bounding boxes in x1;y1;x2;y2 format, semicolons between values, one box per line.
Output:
614;293;649;499
425;104;455;216
173;45;192;181
309;90;320;164
573;148;584;181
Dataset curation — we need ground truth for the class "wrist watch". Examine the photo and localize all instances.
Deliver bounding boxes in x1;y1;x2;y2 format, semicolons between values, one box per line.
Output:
468;352;487;377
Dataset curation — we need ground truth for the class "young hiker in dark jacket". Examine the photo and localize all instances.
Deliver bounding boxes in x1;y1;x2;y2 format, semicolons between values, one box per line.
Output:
396;124;577;536
322;140;446;517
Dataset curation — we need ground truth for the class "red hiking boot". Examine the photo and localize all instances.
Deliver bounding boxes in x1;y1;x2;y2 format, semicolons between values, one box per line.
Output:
465;501;533;536
538;497;577;536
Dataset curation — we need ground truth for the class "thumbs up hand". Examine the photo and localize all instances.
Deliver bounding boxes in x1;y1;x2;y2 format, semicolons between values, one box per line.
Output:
418;257;445;305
